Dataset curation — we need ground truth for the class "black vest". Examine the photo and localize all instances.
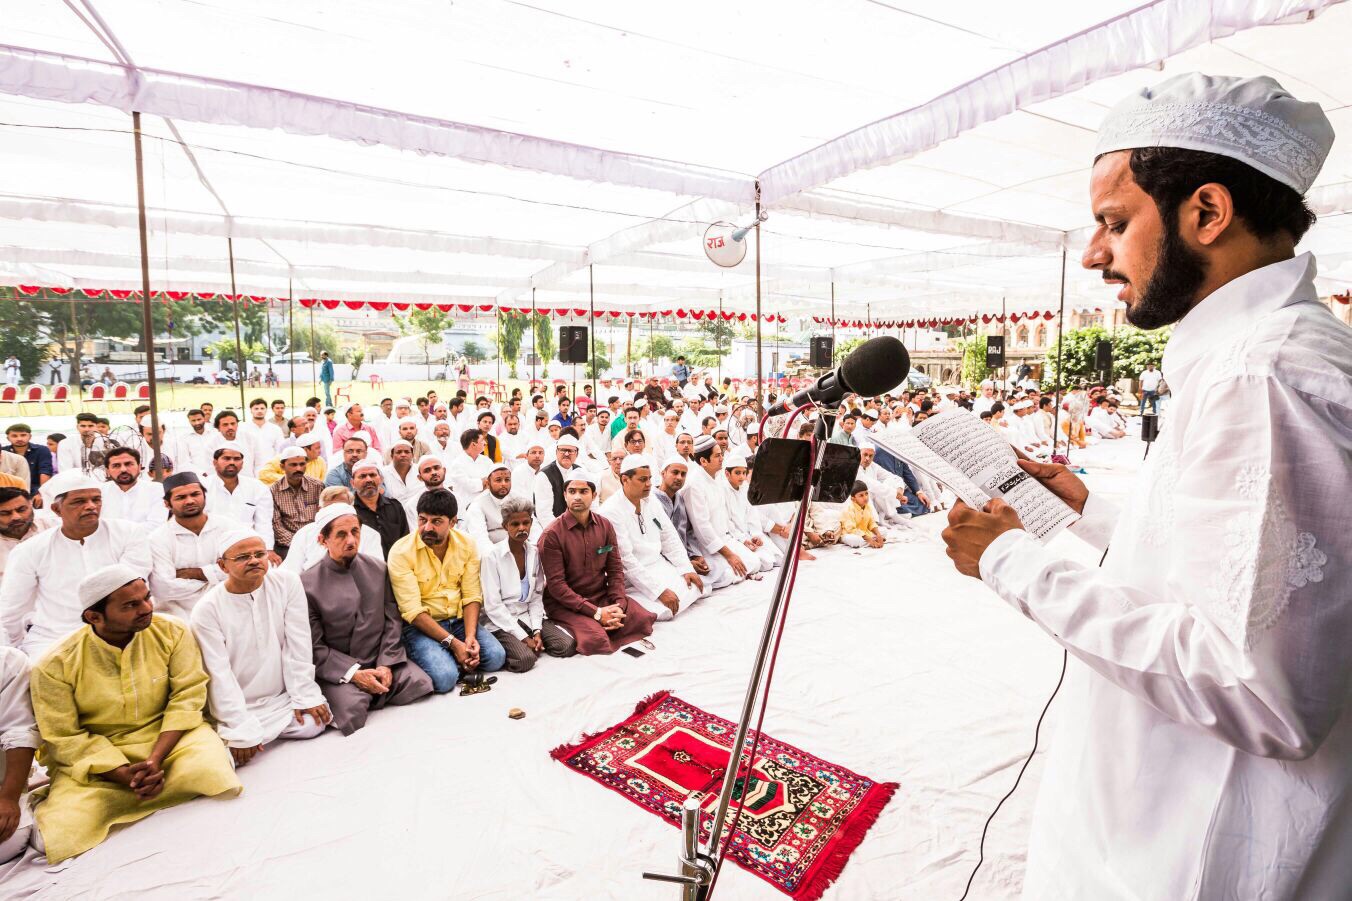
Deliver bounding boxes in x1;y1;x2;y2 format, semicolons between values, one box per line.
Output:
542;461;567;517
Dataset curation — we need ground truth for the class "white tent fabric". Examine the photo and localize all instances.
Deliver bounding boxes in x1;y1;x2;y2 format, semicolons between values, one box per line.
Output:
1;0;1351;323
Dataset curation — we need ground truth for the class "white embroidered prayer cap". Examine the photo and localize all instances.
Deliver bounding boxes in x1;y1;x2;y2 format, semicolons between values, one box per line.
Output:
313;502;358;533
279;446;307;462
78;564;145;610
40;470;100;505
723;450;747;469
564;469;598;490
619;453;654;475
555;435;580;449
296;431;322;448
661;454;689;472
352;458;382;475
1095;72;1334;194
217;527;262;557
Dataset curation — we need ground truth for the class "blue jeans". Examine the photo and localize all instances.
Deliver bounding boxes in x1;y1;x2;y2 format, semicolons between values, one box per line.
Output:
898;489;930;517
402;618;507;694
322;380;333;406
1141;390;1159;416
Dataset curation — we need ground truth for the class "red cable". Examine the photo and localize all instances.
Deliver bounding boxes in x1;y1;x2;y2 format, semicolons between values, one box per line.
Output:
706;408;816;898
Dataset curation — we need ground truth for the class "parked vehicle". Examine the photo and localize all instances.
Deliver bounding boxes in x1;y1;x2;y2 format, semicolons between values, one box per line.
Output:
906;368;932;390
271;352;313;367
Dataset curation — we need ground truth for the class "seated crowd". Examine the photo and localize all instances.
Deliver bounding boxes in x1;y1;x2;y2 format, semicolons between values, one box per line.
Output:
0;376;958;864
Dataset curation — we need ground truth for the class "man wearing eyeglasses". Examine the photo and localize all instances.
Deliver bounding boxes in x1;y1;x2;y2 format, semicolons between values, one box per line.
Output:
532;435;584;529
190;531;331;767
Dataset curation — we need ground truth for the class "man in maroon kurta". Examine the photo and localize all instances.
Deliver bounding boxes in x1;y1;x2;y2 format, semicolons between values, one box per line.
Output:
538;471;655;655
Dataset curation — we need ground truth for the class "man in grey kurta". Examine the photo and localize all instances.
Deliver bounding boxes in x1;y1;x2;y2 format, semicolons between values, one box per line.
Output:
299;504;432;734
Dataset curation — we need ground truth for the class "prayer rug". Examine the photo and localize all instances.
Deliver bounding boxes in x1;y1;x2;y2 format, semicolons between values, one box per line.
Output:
551;691;897;900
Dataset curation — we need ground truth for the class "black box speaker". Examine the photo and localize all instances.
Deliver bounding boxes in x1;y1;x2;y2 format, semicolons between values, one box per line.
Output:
559;326;589;364
1094;339;1113;371
1140;412;1160;443
809;336;834;368
985;335;1005;368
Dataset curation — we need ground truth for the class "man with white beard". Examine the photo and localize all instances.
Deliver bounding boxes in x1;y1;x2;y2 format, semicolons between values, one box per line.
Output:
600;455;705;621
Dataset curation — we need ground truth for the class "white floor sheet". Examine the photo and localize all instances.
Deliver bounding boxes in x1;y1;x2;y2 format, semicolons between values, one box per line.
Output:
0;437;1145;901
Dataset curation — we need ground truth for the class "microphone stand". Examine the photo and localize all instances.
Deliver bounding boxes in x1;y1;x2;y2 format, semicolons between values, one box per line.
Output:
643;406;822;900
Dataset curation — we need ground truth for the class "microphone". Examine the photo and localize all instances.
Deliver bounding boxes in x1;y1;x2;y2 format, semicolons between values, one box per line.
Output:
766;335;910;416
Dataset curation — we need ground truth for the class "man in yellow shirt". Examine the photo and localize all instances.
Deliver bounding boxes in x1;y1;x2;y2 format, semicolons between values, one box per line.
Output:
28;564;240;863
388;489;506;694
255;431;326;486
838;480;887;549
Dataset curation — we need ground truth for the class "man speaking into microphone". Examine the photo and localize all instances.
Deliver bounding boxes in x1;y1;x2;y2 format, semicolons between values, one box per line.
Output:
941;74;1351;900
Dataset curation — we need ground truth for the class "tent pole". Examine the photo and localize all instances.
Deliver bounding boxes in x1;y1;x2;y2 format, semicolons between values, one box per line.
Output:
830;280;836;357
227;237;246;412
717;294;723;387
754;181;763;407
531;288;537;388
131;111;164;482
647;314;653;378
308;306;317;400
589;265;597;400
866;302;871;339
1052;246;1069;454
1001;296;1008;397
495;306;501;392
287;279;295;411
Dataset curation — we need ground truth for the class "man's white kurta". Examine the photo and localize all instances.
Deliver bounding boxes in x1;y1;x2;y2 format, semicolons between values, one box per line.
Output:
190;569;326;749
99;478;166;529
276;520;383;573
147;514;235;619
599;491;698;617
0;519;150;654
202;475;275;548
979;255;1352;901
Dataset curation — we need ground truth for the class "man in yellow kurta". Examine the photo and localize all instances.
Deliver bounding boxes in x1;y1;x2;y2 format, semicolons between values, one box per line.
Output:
29;564;241;863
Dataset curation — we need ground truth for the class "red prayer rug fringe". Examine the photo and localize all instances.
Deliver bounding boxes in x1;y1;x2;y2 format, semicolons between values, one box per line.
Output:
551;691;897;901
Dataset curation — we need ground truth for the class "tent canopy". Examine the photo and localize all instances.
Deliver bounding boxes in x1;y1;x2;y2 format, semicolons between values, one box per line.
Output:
2;0;1351;323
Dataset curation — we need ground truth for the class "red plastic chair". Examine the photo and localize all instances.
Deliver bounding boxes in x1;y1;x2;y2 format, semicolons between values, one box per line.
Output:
333;384;352;407
472;379;490;397
47;383;74;414
135;382;150;402
17;385;44;414
368;373;384;389
84;383;107;410
0;385;16;414
110;382;131;409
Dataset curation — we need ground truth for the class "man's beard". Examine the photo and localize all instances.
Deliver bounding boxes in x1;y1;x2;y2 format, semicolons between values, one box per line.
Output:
1124;221;1208;330
114;473;137;486
0;518;32;539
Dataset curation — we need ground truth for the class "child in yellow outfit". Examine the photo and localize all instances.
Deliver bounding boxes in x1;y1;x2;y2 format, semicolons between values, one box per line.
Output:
838;481;886;549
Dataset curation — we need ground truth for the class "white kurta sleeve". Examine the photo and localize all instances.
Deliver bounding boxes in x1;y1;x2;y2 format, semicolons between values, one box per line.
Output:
460;501;491;553
277;576;326;709
980;375;1349;760
0;541;40;647
252;486;275;550
532;471;557;527
608;504;666;602
190;600;267;748
0;648;39;750
684;480;728;557
479;554;524;640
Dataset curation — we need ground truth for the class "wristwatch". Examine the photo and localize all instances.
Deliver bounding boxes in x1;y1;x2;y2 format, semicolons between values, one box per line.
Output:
593;608;604;622
440;635;455;650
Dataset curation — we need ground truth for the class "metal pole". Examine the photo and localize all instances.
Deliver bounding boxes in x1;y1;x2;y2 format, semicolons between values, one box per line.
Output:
495;305;502;391
866;302;871;339
830;280;836;359
648;313;654;378
308;305;317;400
1001;296;1008;398
754;180;763;406
531;288;537;388
1052;246;1069;451
227;237;246;412
589;265;597;399
287;279;295;411
717;294;723;386
131;111;164;481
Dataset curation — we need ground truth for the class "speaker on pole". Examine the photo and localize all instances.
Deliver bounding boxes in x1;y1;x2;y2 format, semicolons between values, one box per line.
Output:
559;326;589;364
809;335;834;368
1094;339;1113;372
985;335;1005;368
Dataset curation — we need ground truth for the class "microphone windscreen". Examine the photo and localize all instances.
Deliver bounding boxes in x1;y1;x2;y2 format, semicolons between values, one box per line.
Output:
839;336;910;397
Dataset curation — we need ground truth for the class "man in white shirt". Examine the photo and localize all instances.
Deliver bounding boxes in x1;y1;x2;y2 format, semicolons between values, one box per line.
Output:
511;438;546;500
461;463;538;553
56;413;112;478
943;73;1352;901
191;531;330;766
172;408;216;478
202;445;276;556
98;447;166;528
447;429;493;507
281;486;385;574
600;454;704;621
241;398;284;462
1087;400;1126;439
402;455;452;530
722;451;781;572
208;411;257;477
496;412;527;463
1138;361;1163;416
380;439;419;504
971;383;998;416
0;471;150;655
682;437;753;583
147;472;237;618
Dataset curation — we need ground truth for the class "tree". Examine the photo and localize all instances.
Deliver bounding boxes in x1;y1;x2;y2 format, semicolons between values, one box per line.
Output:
675;338;725;368
393;308;452;378
0;297;50;383
497;311;528;377
832;336;866;366
633;334;675;369
956;336;991;388
461;340;487;364
206;338;267;367
698;318;737;359
348;347;365;378
1043;325;1170;389
532;313;555;378
584;348;611;379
